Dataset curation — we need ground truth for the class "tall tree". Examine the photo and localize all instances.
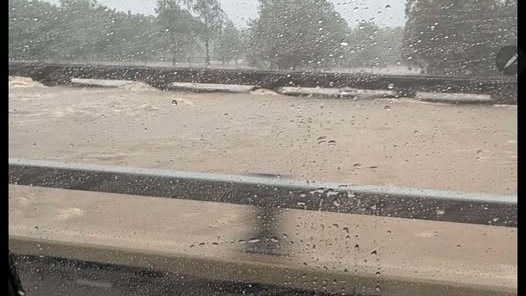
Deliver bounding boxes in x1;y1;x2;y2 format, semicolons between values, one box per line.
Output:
246;0;350;70
345;21;401;68
104;12;164;62
156;0;201;65
9;0;64;60
184;0;226;65
57;0;116;61
402;0;517;75
10;0;175;62
214;21;243;65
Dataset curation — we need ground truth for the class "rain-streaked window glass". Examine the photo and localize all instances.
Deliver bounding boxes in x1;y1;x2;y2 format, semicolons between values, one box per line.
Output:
9;0;517;295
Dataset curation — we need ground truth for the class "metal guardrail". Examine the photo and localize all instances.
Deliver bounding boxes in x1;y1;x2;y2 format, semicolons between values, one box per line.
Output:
9;158;517;227
8;62;517;103
9;158;517;296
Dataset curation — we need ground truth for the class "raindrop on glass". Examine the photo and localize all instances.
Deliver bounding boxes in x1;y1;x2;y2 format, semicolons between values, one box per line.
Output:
248;238;261;244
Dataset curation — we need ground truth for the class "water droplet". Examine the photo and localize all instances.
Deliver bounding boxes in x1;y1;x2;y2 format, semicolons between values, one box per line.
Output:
328;140;337;147
436;209;446;216
144;128;148;132
69;143;74;148
171;99;178;105
384;105;391;111
343;227;350;234
340;41;349;47
32;143;37;148
248;238;261;244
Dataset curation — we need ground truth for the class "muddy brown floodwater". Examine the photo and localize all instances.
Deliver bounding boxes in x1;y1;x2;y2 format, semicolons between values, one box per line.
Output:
9;82;517;195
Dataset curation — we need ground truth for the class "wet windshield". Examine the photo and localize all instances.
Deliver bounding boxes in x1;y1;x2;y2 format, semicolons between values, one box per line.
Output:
8;0;517;295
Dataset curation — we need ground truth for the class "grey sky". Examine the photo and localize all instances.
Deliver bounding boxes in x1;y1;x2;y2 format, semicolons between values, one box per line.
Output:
45;0;406;28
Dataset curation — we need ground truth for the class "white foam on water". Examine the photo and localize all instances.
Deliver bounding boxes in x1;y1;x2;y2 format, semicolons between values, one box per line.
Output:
118;81;157;91
250;88;280;96
9;76;46;88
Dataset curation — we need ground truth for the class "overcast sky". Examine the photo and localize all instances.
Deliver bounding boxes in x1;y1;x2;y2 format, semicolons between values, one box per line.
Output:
45;0;406;28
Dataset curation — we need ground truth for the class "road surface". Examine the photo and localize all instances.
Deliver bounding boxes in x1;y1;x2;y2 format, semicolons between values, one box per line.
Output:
9;185;517;295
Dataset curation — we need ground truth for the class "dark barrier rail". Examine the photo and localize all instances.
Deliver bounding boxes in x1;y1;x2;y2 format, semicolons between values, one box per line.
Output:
8;62;517;103
9;158;517;227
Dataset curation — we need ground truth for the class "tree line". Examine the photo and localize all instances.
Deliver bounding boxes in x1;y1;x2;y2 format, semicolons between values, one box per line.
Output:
9;0;402;70
402;0;516;75
9;0;516;75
